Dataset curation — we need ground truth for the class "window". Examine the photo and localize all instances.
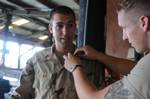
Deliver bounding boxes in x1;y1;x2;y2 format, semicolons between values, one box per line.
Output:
20;44;44;68
5;41;19;68
0;40;3;65
0;39;45;69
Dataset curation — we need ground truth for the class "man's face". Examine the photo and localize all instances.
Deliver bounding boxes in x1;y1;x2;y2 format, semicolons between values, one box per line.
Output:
49;13;76;48
118;10;148;53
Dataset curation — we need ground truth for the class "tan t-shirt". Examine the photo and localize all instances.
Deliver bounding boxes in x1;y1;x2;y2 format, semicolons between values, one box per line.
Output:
123;53;150;99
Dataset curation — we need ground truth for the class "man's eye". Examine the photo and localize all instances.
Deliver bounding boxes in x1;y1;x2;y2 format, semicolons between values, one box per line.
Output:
56;24;63;29
67;23;74;27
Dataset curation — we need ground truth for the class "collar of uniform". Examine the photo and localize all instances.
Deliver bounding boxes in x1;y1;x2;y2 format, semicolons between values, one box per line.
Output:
51;43;76;53
52;44;64;70
50;43;76;70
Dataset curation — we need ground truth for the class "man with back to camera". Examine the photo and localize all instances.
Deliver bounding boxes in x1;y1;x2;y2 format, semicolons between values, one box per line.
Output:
10;6;101;99
63;0;150;99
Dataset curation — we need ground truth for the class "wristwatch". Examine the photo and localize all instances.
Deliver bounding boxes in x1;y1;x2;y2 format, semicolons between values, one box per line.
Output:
68;64;82;73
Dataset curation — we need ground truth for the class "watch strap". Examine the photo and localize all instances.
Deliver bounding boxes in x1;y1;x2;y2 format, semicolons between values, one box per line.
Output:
69;64;82;73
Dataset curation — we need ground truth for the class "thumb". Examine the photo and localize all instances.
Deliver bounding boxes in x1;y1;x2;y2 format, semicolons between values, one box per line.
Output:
68;52;72;58
63;55;67;59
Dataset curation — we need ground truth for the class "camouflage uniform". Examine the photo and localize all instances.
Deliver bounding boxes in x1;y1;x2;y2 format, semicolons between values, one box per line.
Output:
10;45;101;99
105;53;150;99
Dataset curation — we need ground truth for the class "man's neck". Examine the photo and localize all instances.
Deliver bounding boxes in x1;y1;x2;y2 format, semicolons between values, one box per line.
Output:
54;44;75;65
55;44;75;55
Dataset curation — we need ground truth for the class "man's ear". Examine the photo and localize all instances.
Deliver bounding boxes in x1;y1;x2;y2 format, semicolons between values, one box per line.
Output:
139;15;150;32
48;24;53;34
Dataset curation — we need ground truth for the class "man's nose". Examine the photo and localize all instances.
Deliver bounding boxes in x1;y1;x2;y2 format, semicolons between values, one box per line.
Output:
122;32;128;40
62;25;68;35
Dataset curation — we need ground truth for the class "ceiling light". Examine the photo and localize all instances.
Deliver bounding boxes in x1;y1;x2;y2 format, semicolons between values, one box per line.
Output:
0;25;13;30
12;19;29;26
9;26;13;29
38;35;48;40
0;26;4;30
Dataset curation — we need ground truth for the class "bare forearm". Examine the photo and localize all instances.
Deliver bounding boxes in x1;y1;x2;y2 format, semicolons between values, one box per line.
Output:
72;67;101;99
63;53;108;99
96;53;136;75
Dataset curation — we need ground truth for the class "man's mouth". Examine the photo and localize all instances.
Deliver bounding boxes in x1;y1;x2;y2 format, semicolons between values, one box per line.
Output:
60;37;69;40
60;38;66;42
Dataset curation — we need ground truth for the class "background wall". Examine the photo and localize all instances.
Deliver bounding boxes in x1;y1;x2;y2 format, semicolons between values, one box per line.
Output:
106;0;130;58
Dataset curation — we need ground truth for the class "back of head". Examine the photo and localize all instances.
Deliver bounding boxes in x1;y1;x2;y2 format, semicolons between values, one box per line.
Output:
117;0;150;22
49;6;76;23
117;0;150;12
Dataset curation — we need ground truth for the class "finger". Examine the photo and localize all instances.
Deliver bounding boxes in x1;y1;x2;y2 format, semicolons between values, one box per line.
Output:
63;55;67;59
74;48;85;56
68;52;72;58
75;51;85;57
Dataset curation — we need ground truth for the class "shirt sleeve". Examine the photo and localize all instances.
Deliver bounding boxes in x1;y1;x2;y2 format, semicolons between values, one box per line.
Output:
104;80;136;99
10;59;35;99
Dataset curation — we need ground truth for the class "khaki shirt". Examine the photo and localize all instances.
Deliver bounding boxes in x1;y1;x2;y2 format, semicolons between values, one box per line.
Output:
123;53;150;99
10;45;101;99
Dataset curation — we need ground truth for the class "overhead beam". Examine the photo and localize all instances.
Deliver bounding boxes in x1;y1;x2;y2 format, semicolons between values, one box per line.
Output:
0;0;50;27
0;2;16;10
7;0;38;11
38;0;58;9
8;10;50;18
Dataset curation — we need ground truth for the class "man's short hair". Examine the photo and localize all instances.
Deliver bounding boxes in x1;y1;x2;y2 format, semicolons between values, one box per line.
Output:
49;6;76;23
117;0;150;12
117;0;150;22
